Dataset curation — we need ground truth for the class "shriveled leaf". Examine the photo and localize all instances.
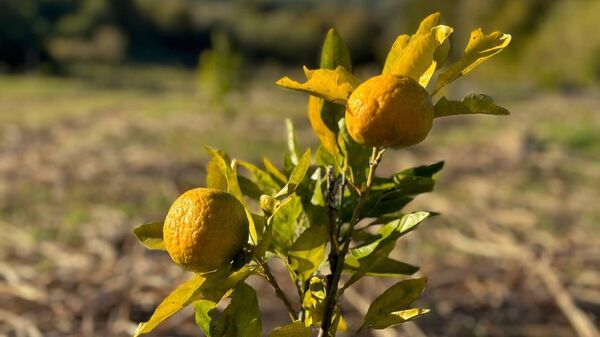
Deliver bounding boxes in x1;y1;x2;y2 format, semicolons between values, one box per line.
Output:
212;283;262;337
321;28;352;71
276;66;359;104
134;266;255;336
289;226;328;282
194;300;217;337
434;28;511;93
362;278;428;329
133;221;165;250
433;94;510;118
382;17;453;86
268;321;312;337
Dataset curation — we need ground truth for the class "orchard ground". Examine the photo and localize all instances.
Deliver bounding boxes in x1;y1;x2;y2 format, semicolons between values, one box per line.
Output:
0;64;599;337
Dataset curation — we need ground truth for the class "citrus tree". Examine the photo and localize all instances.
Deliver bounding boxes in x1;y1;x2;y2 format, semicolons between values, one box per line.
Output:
133;12;511;337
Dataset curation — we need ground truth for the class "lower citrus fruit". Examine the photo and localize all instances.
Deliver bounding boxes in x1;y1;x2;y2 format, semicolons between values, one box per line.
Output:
163;187;248;273
345;74;433;148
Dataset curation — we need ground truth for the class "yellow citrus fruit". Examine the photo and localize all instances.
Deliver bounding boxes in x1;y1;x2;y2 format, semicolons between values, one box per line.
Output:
345;74;433;148
308;96;339;154
163;187;248;273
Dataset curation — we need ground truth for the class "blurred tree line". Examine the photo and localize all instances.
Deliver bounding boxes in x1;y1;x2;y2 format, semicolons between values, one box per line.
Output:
1;0;599;88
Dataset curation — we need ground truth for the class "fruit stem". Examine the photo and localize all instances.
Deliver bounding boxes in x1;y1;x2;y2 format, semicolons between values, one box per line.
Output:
319;147;385;337
256;258;299;320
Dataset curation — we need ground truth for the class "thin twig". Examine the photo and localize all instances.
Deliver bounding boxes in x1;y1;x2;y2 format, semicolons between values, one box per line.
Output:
256;259;298;320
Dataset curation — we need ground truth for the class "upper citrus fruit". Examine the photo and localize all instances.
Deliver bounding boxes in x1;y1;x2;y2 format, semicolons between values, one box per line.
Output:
345;74;433;148
163;187;248;273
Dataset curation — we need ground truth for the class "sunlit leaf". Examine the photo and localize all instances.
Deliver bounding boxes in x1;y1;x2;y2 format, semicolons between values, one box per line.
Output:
276;66;359;104
320;28;352;71
434;28;511;94
133;221;165;250
343;212;430;287
206;150;229;191
269;195;304;255
263;157;287;185
205;146;258;243
433;94;510;118
285;119;301;168
289;225;328;282
361;278;428;329
238;160;282;195
383;13;453;87
212;283;262;337
194;300;217;337
276;148;312;198
415;12;451;72
268;321;312;337
302;277;326;326
134;266;255;336
338;119;371;185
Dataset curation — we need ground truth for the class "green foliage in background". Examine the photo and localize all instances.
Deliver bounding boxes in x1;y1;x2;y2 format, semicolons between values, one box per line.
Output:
133;12;510;337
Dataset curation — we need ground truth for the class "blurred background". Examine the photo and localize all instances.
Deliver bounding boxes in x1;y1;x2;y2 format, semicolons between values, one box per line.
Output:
0;0;599;336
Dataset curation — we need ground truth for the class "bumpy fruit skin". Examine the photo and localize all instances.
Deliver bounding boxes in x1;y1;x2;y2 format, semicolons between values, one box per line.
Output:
345;74;433;148
163;188;248;273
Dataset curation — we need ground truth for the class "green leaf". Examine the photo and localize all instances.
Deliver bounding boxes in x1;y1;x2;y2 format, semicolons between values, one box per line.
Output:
238;160;282;195
338;119;371;185
321;28;352;71
263;157;288;185
134;266;255;336
204;146;258;244
362;278;428;329
194;300;218;337
269;196;304;255
276;148;312;198
399;161;444;177
343;212;430;287
268;321;312;337
433;94;510;118
289;225;329;282
212;283;262;337
434;28;511;94
206;150;229;191
133;221;165;250
382;14;453;87
345;257;418;277
276;66;359;104
285;119;301;167
301;277;326;326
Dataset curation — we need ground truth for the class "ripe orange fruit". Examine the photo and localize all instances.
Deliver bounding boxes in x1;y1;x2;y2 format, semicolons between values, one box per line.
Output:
163;188;248;273
345;75;433;148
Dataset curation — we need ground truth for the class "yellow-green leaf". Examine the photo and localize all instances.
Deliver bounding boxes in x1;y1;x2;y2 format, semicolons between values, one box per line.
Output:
415;12;450;71
434;28;511;94
134;266;255;336
289;226;328;282
362;278;428;330
433;94;510;118
212;283;262;337
382;13;453;87
206;152;229;191
276;66;359;104
268;321;312;337
133;221;165;250
320;28;352;71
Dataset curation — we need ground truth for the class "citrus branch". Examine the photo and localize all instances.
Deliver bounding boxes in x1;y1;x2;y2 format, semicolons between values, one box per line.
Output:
319;147;385;337
256;259;298;320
